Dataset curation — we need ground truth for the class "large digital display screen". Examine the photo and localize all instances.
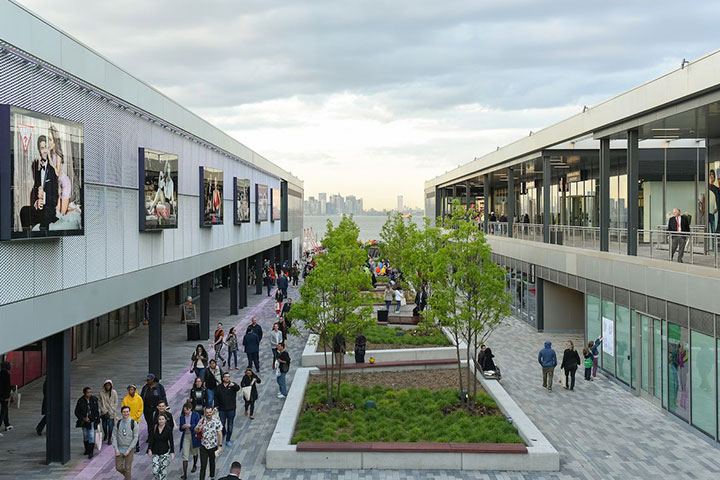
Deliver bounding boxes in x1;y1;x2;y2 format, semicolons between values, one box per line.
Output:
139;148;178;231
256;183;268;223
0;105;84;240
234;177;251;224
271;187;281;221
200;166;224;227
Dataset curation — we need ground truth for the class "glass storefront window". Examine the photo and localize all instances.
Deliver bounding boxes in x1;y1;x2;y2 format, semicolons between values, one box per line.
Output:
587;295;601;346
662;320;668;408
615;306;631;385
653;319;662;399
601;300;615;375
667;323;690;420
690;331;715;436
641;315;649;392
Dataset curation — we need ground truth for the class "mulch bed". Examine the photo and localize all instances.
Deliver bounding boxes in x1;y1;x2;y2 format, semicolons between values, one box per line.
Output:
309;368;483;392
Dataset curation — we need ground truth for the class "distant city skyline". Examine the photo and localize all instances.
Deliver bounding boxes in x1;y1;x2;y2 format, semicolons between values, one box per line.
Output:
304;191;421;216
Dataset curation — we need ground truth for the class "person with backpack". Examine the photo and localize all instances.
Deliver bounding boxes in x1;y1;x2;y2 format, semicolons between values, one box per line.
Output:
113;405;139;480
121;384;144;453
537;341;557;392
560;341;581;390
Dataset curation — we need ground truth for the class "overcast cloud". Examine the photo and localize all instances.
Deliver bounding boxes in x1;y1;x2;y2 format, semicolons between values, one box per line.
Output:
17;0;720;209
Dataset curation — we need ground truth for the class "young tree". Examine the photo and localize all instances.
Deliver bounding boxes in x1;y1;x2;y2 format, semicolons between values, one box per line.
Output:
427;200;511;407
289;215;374;406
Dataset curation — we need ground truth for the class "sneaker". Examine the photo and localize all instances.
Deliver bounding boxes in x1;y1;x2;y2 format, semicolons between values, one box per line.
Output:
5;426;13;431
278;394;286;399
226;440;232;447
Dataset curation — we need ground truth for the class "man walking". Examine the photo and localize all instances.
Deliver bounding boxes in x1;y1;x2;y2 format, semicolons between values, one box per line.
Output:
281;298;292;318
247;317;263;342
276;343;291;399
538;341;557;392
668;208;690;263
277;272;289;299
113;405;139;480
220;461;242;479
215;373;240;447
121;385;144;452
243;328;261;371
195;406;223;480
140;373;167;444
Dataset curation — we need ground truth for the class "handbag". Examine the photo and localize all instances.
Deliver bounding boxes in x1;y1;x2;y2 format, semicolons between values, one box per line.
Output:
94;425;103;451
242;379;255;401
9;386;20;409
195;418;205;441
274;363;281;377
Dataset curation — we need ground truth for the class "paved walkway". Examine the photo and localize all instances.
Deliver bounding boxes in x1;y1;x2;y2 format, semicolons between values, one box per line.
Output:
3;285;720;479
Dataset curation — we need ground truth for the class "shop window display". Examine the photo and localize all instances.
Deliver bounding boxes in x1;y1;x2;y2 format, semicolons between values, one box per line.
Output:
667;323;689;420
690;331;715;436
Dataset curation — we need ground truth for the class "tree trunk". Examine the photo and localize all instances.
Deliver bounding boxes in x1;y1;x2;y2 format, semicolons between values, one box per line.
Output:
453;329;464;395
322;339;331;405
336;349;343;403
466;327;474;408
471;331;479;403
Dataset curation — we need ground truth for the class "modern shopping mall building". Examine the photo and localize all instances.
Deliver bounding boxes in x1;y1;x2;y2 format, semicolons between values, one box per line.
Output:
426;50;720;442
0;0;302;463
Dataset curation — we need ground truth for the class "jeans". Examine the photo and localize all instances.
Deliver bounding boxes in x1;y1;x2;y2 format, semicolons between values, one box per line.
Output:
394;301;401;312
0;399;9;427
277;371;288;396
246;352;260;371
199;446;217;480
584;367;592;380
281;287;288;299
194;367;206;380
542;367;554;389
385;301;391;311
266;283;272;296
82;426;95;444
229;350;238;369
115;448;134;480
244;399;255;416
214;344;226;365
101;414;115;441
207;389;215;408
564;367;576;390
272;348;278;365
218;409;236;441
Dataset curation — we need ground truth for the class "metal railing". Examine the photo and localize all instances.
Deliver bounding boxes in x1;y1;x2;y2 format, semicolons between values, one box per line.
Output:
637;229;719;268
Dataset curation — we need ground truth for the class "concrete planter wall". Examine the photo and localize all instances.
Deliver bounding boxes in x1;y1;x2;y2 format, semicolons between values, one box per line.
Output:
300;327;466;368
266;362;560;471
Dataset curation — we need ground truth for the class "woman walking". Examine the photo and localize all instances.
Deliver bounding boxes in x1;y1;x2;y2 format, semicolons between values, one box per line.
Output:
190;344;209;379
394;287;404;312
270;323;283;364
241;369;262;420
226;328;239;371
147;413;174;480
98;379;118;445
178;402;200;479
275;288;284;316
74;387;100;458
383;284;393;311
561;341;581;390
189;377;209;416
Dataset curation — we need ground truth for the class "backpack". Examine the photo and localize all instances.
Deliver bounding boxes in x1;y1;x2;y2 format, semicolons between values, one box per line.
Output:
584;356;593;369
116;419;136;432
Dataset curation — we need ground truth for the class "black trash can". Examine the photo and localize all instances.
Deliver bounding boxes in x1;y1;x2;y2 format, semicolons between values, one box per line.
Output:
186;322;201;341
377;309;388;323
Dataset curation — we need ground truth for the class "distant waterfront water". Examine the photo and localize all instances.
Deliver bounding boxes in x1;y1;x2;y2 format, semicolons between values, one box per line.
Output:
303;215;425;243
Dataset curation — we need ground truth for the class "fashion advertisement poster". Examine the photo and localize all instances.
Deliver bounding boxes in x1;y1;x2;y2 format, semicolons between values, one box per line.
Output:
6;106;84;239
709;163;720;234
256;183;268;223
234;177;251;224
200;166;223;226
140;148;178;230
271;187;281;221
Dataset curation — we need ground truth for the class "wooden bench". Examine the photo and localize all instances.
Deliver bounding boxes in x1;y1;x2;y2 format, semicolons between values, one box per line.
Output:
387;315;421;325
317;358;458;371
297;441;527;454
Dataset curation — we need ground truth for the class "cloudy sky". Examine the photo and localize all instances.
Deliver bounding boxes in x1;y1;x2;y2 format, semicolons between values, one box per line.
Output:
17;0;720;210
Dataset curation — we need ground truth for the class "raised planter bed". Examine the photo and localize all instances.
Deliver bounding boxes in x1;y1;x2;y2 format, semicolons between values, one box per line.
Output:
266;363;560;471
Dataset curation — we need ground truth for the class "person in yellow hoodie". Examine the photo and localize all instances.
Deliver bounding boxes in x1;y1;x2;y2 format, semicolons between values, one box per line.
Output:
121;384;143;453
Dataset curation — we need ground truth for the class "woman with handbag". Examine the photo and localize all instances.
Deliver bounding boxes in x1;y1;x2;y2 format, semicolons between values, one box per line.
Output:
98;379;118;445
189;377;209;416
74;386;100;458
240;369;262;420
147;412;174;480
190;344;209;379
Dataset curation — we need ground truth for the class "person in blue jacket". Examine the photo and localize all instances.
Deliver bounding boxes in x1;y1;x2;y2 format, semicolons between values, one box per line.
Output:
538;341;557;391
178;402;201;479
588;336;604;379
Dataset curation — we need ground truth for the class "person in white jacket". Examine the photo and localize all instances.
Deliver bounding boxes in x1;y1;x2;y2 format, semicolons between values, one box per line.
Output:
394;288;403;313
270;322;283;365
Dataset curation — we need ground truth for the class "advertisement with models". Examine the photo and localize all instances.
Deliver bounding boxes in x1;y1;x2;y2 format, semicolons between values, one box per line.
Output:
234;177;251;224
1;105;84;240
256;183;268;223
139;148;178;231
200;166;224;226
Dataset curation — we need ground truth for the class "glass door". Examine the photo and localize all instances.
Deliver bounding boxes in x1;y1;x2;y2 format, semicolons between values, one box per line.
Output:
635;313;662;406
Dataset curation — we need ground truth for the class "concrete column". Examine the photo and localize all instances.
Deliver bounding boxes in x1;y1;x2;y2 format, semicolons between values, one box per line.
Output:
230;261;239;315
627;130;639;255
148;292;163;379
465;181;472;209
239;258;248;308
543;156;551;243
507;167;515;238
200;273;211;340
536;278;545;331
46;329;71;464
483;174;490;233
254;254;263;295
600;138;611;252
434;187;441;225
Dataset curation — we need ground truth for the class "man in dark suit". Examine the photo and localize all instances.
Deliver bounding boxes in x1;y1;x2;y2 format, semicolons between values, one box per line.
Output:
20;135;58;230
219;461;242;479
667;208;690;263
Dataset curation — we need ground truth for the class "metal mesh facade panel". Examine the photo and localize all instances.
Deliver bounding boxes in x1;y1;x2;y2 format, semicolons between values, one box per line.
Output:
33;242;63;296
690;309;714;336
631;292;646;312
586;279;600;297
122;190;139;273
667;302;689;326
31;69;63;117
648;297;665;319
614;288;629;307
105;187;124;277
0;242;34;304
62;236;86;289
558;271;568;287
85;185;107;282
0;55;32;108
103;105;122;186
